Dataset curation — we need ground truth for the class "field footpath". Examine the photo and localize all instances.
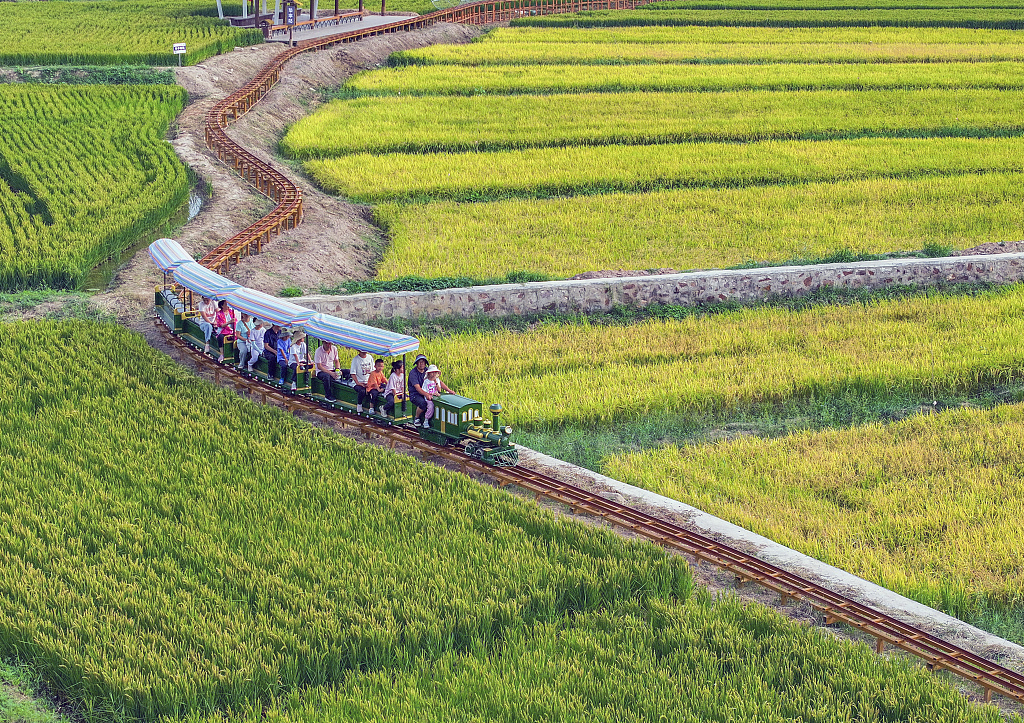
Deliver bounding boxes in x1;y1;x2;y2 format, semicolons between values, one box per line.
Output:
296;251;1024;322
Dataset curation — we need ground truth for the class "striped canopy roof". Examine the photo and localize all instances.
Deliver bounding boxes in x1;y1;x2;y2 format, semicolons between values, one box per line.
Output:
226;287;316;327
148;238;194;273
172;261;242;301
304;313;419;356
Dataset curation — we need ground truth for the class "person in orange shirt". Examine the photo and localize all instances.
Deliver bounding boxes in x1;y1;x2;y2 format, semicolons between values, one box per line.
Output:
363;358;388;414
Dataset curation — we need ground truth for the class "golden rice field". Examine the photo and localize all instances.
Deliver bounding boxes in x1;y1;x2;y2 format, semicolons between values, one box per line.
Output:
375;172;1024;277
420;284;1024;428
282;88;1024;157
346;59;1024;96
291;20;1024;280
512;6;1024;28
310;135;1024;203
391;26;1024;65
603;404;1024;614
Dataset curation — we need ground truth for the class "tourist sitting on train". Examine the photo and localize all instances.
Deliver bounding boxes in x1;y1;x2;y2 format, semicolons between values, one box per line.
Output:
351;349;374;413
198;295;217;355
409;354;429;426
363;358;387;414
235;313;255;371
214;300;237;363
421;364;454;429
263;323;280;380
383;360;405;415
275;328;292;385
248;319;266;372
314;339;342;402
285;330;308;391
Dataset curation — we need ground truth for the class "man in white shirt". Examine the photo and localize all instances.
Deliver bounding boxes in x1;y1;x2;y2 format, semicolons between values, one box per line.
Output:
315;340;341;402
350;350;374;412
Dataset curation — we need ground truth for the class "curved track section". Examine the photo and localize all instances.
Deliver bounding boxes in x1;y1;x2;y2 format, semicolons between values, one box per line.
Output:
188;3;1024;710
159;322;1024;708
200;0;648;273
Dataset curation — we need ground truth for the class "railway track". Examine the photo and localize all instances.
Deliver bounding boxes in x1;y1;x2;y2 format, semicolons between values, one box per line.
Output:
160;317;1024;709
185;1;1024;711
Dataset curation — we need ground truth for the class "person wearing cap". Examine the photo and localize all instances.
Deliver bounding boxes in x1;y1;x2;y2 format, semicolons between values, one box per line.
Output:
275;329;292;385
198;295;217;355
351;349;374;413
408;354;430;426
314;339;341;402
420;364;454;429
285;330;308;392
248;319;266;372
263;323;280;380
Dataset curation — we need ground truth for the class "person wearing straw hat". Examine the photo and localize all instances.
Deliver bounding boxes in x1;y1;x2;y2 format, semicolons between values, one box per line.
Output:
285;329;308;392
420;364;453;429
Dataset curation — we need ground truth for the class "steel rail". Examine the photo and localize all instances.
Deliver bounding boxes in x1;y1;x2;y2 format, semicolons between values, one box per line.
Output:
157;317;1024;708
199;0;651;272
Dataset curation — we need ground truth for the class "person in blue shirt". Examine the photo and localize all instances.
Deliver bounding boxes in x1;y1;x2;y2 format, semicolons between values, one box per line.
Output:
275;329;292;385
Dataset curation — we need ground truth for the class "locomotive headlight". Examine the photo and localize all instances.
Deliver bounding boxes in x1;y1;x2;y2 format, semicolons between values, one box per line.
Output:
503;426;513;435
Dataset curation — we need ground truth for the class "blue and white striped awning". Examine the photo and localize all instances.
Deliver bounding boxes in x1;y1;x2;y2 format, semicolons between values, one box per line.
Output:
304;313;419;355
148;238;194;273
172;261;242;301
226;287;316;327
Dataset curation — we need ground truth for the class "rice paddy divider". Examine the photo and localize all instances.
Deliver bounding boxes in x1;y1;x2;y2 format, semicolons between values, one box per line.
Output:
199;0;653;274
156;315;1024;708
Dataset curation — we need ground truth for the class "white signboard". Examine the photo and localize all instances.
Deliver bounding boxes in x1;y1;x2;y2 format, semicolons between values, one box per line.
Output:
172;43;187;55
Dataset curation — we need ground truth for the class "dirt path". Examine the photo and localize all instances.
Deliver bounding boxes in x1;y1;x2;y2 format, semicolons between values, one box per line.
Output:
94;23;481;332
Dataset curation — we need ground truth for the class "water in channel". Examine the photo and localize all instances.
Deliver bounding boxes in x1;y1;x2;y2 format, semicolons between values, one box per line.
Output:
80;187;205;293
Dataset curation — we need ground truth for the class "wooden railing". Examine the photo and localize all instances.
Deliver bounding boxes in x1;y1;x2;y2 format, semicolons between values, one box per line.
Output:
201;0;650;272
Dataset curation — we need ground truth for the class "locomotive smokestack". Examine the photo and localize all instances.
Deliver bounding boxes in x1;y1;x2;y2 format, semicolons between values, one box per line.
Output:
489;403;502;431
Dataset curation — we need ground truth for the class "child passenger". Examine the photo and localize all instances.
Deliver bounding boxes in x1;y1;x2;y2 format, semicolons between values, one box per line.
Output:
383;360;404;416
363;358;387;414
421;364;454;429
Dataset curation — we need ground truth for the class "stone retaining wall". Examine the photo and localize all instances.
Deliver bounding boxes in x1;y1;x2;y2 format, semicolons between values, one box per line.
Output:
296;253;1024;322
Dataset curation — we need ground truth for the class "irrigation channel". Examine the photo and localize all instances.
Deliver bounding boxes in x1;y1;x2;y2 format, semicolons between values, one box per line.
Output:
185;0;1024;708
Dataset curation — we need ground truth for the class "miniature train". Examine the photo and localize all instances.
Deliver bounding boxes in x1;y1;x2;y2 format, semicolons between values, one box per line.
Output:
150;238;519;467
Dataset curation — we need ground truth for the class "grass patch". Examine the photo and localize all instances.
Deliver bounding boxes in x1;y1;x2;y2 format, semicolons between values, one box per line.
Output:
0;660;64;723
320;270;553;295
0;66;175;85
